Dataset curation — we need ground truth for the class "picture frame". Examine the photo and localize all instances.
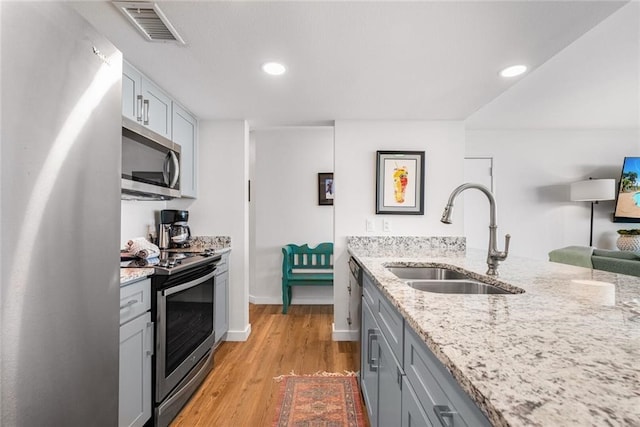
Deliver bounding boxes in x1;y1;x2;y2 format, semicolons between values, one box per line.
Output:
376;151;425;215
318;173;334;206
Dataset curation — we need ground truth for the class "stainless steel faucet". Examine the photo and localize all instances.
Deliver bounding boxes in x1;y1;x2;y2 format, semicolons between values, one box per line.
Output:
441;183;510;276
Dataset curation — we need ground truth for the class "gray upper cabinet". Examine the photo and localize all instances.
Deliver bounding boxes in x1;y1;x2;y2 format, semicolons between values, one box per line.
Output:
122;60;199;199
122;60;172;140
141;78;172;139
122;62;142;123
172;102;198;198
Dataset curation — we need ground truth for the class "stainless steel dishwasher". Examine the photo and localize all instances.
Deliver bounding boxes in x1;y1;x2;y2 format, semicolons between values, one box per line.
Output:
348;256;364;370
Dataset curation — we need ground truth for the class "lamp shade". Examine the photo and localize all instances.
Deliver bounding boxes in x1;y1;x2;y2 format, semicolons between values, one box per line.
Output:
570;179;616;202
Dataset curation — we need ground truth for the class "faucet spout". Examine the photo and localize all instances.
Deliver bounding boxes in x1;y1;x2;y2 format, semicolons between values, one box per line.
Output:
440;183;510;276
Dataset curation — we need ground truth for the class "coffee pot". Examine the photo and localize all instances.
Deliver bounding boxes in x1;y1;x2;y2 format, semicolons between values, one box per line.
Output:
169;222;191;247
158;210;192;249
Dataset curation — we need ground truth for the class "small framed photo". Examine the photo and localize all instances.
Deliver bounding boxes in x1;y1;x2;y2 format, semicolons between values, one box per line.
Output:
376;151;425;215
318;173;334;206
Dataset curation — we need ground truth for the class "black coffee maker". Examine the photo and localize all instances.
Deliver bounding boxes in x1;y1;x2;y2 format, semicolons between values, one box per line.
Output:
158;210;191;249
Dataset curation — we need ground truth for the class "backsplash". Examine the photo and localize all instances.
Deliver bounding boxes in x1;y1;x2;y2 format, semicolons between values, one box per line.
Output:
347;235;465;257
121;200;164;248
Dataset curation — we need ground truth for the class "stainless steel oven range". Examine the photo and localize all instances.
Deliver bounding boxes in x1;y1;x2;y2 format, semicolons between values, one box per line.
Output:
146;251;222;427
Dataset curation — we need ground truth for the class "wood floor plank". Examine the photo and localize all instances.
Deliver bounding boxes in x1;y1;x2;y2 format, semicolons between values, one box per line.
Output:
170;304;365;427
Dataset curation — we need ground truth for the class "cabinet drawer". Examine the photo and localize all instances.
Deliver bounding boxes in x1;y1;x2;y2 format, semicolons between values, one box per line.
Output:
362;274;377;308
375;290;403;364
404;325;490;427
120;278;151;325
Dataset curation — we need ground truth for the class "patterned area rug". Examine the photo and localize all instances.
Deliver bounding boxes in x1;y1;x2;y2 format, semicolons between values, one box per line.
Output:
273;373;366;427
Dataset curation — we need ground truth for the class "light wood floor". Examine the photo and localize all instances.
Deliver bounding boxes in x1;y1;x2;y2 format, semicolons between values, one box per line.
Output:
170;304;363;427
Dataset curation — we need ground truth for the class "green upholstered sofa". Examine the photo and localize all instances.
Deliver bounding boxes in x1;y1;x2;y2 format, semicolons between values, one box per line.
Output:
548;245;640;277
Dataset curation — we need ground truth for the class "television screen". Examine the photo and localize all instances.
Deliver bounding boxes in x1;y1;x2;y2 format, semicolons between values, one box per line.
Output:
613;157;640;222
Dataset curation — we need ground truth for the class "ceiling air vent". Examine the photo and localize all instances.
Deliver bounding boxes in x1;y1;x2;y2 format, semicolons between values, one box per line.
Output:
113;2;185;45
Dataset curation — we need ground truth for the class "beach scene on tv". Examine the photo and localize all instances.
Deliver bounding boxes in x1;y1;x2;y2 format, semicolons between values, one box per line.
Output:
614;157;640;219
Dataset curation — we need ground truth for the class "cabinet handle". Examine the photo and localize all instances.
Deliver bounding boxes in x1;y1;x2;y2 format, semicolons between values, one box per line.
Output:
367;329;378;372
119;299;138;309
136;95;143;121
146;321;154;357
143;99;149;125
433;405;456;427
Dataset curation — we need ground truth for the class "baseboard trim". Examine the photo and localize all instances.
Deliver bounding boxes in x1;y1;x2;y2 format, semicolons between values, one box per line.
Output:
331;323;359;341
225;323;252;342
249;295;333;305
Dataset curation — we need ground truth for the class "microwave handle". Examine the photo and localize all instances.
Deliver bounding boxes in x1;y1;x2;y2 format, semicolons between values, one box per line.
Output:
163;151;180;189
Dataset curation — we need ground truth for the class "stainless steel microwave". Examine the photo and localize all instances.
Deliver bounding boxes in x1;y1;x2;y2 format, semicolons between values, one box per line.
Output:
121;117;181;200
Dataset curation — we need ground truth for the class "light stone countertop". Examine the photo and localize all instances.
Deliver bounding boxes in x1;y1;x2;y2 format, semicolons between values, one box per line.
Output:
120;267;154;286
349;246;640;427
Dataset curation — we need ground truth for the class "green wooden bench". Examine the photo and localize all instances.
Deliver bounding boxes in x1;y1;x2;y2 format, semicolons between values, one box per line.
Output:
281;242;334;314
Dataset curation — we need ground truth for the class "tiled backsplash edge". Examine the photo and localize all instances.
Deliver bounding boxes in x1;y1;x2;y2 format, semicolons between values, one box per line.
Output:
347;235;465;257
191;235;231;249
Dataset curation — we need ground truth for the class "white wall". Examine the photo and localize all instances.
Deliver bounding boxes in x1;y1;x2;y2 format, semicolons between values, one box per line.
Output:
169;120;251;341
251;127;334;304
466;130;638;259
333;120;466;339
465;2;640;261
120;200;166;248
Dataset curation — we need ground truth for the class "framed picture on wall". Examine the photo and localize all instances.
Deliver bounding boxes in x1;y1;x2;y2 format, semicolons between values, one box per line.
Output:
318;173;334;205
376;151;425;214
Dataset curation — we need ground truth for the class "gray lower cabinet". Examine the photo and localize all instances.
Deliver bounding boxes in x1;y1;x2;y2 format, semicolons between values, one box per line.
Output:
404;325;491;427
361;275;402;427
360;272;491;427
377;328;403;426
119;278;152;427
360;302;379;426
214;252;230;346
402;377;433;427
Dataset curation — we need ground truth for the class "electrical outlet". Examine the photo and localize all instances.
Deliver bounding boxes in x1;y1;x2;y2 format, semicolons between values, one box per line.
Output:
383;219;391;232
366;219;375;232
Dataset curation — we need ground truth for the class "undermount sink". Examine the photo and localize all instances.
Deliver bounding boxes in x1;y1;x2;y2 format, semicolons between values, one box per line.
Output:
406;279;512;294
387;266;517;294
386;266;470;281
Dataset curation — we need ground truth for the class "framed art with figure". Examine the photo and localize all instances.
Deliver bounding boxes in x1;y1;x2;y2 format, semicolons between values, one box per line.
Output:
376;151;425;214
318;173;334;205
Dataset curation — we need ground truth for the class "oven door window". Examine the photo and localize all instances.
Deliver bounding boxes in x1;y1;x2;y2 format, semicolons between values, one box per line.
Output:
165;281;213;376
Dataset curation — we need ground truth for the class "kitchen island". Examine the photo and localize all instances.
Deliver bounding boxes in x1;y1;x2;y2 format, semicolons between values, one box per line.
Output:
349;237;639;427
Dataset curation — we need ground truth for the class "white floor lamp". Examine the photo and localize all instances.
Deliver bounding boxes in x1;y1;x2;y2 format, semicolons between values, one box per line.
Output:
570;178;616;247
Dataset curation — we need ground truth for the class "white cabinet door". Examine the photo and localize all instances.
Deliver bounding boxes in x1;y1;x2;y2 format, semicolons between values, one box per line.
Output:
122;62;142;122
172;103;198;198
119;312;152;427
141;78;172;139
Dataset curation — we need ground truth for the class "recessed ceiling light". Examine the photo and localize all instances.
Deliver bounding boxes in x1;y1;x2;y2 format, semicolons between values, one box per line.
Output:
262;62;286;76
499;65;527;78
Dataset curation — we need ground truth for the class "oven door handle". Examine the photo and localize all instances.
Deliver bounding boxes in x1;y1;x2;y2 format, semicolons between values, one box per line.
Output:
162;269;216;296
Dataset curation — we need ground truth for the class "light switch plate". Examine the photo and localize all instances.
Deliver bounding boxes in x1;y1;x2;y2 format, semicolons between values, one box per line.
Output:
366;219;375;232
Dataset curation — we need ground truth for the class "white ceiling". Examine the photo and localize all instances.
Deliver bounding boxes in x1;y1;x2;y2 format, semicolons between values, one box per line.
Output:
70;1;628;127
